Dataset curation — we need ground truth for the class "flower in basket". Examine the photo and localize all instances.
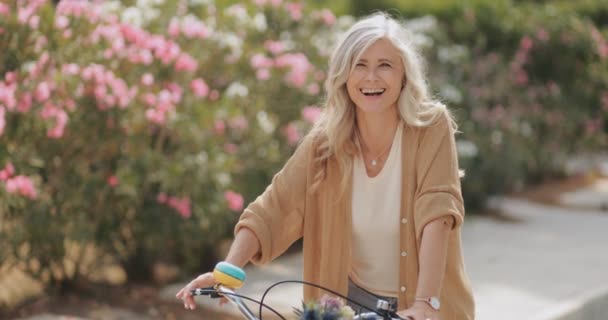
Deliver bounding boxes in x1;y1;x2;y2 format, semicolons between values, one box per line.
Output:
295;295;356;320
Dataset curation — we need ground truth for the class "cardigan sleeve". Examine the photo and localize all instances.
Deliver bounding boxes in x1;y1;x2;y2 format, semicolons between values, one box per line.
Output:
413;113;465;240
233;136;312;265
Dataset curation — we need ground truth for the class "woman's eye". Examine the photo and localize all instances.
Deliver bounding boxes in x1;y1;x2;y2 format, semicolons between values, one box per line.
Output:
380;63;391;68
355;63;366;67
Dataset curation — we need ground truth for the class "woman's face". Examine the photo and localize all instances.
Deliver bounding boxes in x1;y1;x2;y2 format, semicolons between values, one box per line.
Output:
346;38;405;116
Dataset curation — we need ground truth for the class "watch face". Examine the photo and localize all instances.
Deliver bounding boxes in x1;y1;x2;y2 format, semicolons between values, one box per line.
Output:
429;297;440;310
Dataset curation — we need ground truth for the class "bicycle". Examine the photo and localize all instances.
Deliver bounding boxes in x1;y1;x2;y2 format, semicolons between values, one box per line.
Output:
190;261;408;320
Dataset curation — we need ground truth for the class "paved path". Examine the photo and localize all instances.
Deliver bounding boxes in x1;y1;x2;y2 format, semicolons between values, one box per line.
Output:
162;182;608;320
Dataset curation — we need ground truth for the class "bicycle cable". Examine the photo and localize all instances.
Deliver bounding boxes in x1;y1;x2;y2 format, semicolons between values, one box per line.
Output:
258;280;383;320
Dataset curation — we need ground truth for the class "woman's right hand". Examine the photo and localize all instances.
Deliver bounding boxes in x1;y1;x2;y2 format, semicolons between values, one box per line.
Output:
175;272;220;310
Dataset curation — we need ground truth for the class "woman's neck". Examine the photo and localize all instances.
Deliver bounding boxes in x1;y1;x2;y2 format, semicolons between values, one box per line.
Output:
355;108;400;155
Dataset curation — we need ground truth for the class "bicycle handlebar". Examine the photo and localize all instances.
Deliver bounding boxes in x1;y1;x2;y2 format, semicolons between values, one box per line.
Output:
190;261;409;320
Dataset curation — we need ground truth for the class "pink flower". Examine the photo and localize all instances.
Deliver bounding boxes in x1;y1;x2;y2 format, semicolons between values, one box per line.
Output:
157;192;168;203
302;106;322;124
250;54;274;69
191;78;209;98
107;175;119;187
520;36;533;51
182;19;210;39
47;110;68;139
320;9;336;25
306;83;320;95
167;196;191;218
5;175;38;199
514;69;528;86
224;143;238;154
4;72;16;84
275;53;311;88
283;122;301;145
285;3;303;21
224;190;244;212
264;40;285;55
0;106;5;136
55;15;69;29
0;3;9;16
229;116;248;131
174;53;198;72
62;63;80;75
0;162;14;181
256;68;271;80
145;108;166;125
536;28;549;42
168;18;180;37
141;73;154;86
18;93;33;113
213;119;225;135
35;81;51;102
209;90;220;101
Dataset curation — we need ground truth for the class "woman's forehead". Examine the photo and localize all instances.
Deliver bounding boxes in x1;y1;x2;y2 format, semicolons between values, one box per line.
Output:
358;38;401;61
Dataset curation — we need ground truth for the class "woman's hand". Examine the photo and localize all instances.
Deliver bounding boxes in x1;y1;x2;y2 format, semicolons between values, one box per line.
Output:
396;301;440;320
175;272;220;310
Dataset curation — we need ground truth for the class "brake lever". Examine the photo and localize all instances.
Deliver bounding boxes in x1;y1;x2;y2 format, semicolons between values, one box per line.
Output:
190;286;222;298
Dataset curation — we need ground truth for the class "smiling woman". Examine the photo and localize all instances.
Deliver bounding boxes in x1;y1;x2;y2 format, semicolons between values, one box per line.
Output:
178;12;474;320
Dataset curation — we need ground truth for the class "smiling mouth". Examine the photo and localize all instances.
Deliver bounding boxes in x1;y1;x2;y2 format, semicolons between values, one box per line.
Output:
360;88;385;96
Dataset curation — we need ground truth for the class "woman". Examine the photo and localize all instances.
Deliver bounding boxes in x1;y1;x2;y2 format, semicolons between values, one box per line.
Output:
177;12;474;320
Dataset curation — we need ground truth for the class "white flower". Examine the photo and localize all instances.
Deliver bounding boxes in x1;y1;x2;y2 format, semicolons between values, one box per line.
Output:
456;140;478;158
225;4;248;21
216;172;231;187
99;1;122;15
122;7;143;27
189;0;212;5
252;13;267;32
257;111;276;134
438;45;468;63
225;82;249;98
439;84;463;104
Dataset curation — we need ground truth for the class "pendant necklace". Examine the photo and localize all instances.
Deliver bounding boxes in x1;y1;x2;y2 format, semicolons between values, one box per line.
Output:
356;129;393;167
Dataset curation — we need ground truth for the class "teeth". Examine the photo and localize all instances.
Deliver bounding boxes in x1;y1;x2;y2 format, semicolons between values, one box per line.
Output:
361;88;385;94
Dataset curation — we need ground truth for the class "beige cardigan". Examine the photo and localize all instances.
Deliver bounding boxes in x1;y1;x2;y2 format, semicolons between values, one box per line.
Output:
235;114;475;319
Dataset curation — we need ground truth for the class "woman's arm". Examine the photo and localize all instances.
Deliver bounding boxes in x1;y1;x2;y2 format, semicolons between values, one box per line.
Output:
225;227;261;268
398;216;453;320
175;227;260;310
415;215;453;299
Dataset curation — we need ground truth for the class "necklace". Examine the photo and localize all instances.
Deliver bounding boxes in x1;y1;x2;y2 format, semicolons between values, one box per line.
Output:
356;129;393;167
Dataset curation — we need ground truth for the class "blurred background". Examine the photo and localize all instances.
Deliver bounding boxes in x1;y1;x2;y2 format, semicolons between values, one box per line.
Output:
0;0;607;319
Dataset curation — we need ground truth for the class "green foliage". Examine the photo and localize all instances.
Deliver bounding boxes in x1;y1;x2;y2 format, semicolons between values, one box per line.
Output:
0;0;339;290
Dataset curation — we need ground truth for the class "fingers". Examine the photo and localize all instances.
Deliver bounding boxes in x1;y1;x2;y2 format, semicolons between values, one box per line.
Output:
176;272;219;311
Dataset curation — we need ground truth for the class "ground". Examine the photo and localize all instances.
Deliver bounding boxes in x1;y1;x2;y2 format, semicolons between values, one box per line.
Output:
2;283;237;320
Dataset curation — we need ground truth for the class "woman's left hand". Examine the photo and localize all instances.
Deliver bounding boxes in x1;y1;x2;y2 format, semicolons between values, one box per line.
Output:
396;301;440;320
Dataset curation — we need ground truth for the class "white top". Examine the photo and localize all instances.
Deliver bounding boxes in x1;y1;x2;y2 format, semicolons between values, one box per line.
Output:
350;122;403;297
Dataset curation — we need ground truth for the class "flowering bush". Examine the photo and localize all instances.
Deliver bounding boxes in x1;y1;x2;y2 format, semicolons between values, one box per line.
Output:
0;0;344;289
377;2;608;210
295;295;356;320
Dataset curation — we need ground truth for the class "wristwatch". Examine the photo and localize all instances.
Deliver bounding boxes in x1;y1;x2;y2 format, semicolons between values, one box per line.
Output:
415;296;441;311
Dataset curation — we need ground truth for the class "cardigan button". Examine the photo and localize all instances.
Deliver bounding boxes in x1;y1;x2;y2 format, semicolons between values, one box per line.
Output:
400;286;406;292
402;218;407;224
401;251;407;257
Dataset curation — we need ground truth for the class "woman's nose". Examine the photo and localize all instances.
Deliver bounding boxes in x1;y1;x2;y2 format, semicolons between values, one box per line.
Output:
363;68;379;81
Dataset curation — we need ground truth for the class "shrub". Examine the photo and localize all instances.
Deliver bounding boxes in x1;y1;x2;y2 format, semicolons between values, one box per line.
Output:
0;0;344;290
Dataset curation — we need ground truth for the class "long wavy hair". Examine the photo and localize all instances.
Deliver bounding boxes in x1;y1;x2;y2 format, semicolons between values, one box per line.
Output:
308;12;456;193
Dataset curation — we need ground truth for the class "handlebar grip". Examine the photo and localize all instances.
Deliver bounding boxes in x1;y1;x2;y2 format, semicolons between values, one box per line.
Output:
213;261;246;289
